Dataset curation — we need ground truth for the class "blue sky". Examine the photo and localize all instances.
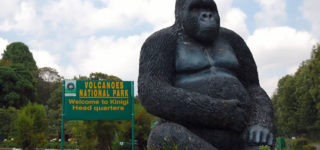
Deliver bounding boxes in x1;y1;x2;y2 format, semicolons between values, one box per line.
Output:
0;0;319;96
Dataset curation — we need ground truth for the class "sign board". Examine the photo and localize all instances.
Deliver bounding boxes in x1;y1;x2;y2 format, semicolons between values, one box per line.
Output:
62;80;134;120
61;80;135;150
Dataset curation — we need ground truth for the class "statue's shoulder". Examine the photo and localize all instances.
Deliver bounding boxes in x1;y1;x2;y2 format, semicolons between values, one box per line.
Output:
219;27;243;42
142;26;179;53
144;26;178;44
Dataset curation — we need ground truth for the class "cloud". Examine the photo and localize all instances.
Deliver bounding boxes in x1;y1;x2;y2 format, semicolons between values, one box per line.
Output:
300;0;320;39
60;65;78;79
31;49;61;73
0;0;317;98
0;0;175;36
0;0;249;37
215;0;234;15
254;0;287;27
70;33;148;79
0;0;20;18
65;32;150;94
40;0;175;35
0;37;9;56
215;0;250;39
222;8;249;39
0;1;44;35
247;26;317;95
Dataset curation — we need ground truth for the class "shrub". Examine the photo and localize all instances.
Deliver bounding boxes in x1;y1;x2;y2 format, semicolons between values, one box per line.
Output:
260;145;271;150
0;138;18;148
44;142;78;149
291;138;309;150
0;107;17;144
302;145;316;150
15;102;48;150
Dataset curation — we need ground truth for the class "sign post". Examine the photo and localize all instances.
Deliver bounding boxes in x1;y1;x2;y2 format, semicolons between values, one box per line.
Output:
61;80;134;150
131;83;134;150
61;80;65;150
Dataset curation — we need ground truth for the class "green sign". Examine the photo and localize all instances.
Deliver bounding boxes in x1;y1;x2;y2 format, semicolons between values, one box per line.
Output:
62;80;134;120
61;80;135;150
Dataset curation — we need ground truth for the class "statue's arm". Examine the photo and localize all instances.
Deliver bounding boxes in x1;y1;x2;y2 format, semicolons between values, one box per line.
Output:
138;28;246;131
223;28;274;145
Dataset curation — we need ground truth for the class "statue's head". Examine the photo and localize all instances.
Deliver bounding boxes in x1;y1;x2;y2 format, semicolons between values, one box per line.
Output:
175;0;220;44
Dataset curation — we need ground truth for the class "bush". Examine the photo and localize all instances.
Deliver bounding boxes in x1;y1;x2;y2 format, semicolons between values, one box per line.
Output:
259;145;271;150
0;138;18;148
302;145;316;150
44;142;78;149
44;142;60;149
0;107;17;144
15;102;48;150
290;138;309;150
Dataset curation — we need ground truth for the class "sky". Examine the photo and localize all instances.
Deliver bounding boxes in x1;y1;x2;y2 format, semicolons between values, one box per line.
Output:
0;0;319;96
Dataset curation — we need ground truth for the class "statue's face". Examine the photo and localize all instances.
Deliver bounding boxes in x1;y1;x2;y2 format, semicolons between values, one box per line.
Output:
177;0;220;44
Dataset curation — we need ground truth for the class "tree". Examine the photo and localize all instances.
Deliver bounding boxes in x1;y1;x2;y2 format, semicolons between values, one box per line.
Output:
89;72;121;81
77;120;119;150
47;86;62;140
0;63;37;108
272;75;299;136
36;67;62;105
0;42;38;108
0;107;17;144
15;103;48;150
116;97;157;150
272;43;320;138
2;42;37;72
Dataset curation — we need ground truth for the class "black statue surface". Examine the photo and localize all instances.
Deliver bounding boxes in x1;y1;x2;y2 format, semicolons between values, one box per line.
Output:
138;0;274;149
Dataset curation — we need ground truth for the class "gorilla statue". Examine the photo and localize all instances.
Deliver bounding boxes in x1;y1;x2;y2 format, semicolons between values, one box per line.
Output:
138;0;274;149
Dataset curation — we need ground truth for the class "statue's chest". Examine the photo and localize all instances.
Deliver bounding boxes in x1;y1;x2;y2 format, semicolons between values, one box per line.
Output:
175;38;239;73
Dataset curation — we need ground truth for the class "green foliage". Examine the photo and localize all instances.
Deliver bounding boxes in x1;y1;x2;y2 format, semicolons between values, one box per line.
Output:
290;138;309;150
74;72;122;81
161;143;180;150
0;107;17;143
67;120;121;150
0;63;157;150
48;86;62;110
46;84;62;140
67;113;120;150
2;42;37;72
111;135;120;150
0;42;38;108
272;44;320;137
0;64;37;108
302;145;316;150
44;142;78;149
36;67;62;105
89;72;121;81
115;97;157;150
0;138;18;148
259;145;271;150
69;120;98;150
68;97;157;150
15;102;48;150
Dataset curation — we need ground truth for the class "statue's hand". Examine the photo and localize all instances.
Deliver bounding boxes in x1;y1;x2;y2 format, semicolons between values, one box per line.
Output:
245;125;273;146
221;99;248;132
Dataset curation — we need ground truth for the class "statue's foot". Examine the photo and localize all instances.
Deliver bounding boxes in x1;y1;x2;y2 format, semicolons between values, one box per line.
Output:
148;122;218;150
